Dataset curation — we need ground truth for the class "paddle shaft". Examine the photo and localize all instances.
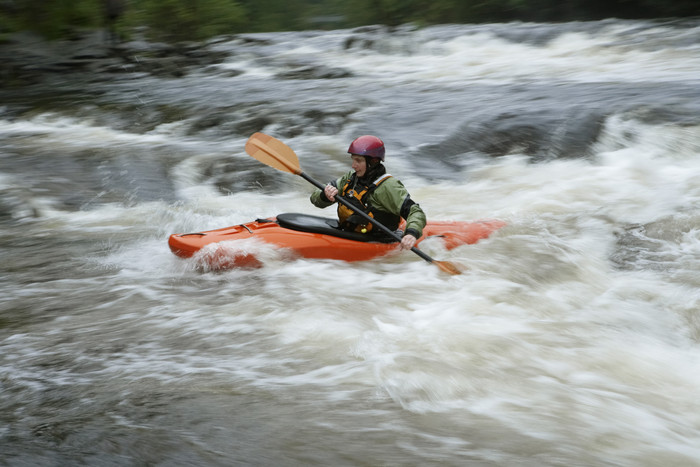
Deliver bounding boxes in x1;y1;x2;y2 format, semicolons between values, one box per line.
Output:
298;171;437;265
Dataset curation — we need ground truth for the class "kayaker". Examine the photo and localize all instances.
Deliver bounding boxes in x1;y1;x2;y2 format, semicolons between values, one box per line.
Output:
310;135;426;250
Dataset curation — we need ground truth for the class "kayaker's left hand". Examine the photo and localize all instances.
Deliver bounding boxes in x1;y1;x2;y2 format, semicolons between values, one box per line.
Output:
400;234;417;250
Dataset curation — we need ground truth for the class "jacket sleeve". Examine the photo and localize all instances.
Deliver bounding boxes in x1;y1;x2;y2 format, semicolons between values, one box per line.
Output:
402;200;426;239
371;178;426;238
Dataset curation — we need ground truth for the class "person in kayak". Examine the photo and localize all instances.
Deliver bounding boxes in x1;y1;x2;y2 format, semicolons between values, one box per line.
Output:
310;135;426;250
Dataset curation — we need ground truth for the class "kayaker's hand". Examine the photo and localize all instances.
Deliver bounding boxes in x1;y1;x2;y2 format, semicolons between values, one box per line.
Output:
324;185;338;202
400;234;417;250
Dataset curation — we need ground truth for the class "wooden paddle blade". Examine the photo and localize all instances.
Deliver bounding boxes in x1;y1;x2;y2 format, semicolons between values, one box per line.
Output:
433;260;463;275
245;132;302;175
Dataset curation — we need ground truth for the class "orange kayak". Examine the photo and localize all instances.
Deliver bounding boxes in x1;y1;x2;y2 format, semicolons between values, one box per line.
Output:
168;213;505;269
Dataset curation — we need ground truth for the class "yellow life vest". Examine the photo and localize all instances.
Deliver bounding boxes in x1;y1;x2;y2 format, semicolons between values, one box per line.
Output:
337;173;392;233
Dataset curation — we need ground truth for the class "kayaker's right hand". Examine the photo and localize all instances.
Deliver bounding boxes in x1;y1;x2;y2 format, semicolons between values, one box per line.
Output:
324;185;338;202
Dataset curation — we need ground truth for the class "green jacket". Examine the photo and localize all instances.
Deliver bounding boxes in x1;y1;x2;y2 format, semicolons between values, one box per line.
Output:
310;170;426;239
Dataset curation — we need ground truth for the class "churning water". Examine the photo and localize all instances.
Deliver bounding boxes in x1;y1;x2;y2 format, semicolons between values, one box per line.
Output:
1;19;700;466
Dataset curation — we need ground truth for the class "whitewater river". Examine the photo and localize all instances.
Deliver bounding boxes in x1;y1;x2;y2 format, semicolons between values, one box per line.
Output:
2;19;700;466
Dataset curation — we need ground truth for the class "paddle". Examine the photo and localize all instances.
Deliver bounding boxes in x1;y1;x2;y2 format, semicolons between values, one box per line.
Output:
244;132;462;275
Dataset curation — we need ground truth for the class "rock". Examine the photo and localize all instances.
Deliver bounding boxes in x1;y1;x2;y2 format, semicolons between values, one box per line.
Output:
0;29;232;84
413;108;607;171
275;65;353;80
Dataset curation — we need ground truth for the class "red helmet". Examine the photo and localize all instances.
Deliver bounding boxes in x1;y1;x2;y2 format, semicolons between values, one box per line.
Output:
347;135;385;161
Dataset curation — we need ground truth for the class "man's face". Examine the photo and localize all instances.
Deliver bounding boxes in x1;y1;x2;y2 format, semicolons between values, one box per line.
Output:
351;155;367;177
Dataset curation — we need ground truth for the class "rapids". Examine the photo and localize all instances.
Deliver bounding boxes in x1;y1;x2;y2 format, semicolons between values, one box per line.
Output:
1;19;700;466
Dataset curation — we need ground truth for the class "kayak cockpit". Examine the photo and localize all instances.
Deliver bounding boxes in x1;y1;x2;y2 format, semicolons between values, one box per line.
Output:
275;213;398;243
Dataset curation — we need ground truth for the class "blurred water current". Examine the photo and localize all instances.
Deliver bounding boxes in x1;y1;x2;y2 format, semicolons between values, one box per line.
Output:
1;19;700;466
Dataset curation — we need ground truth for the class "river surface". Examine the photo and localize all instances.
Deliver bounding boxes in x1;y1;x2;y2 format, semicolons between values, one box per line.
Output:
2;19;700;466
